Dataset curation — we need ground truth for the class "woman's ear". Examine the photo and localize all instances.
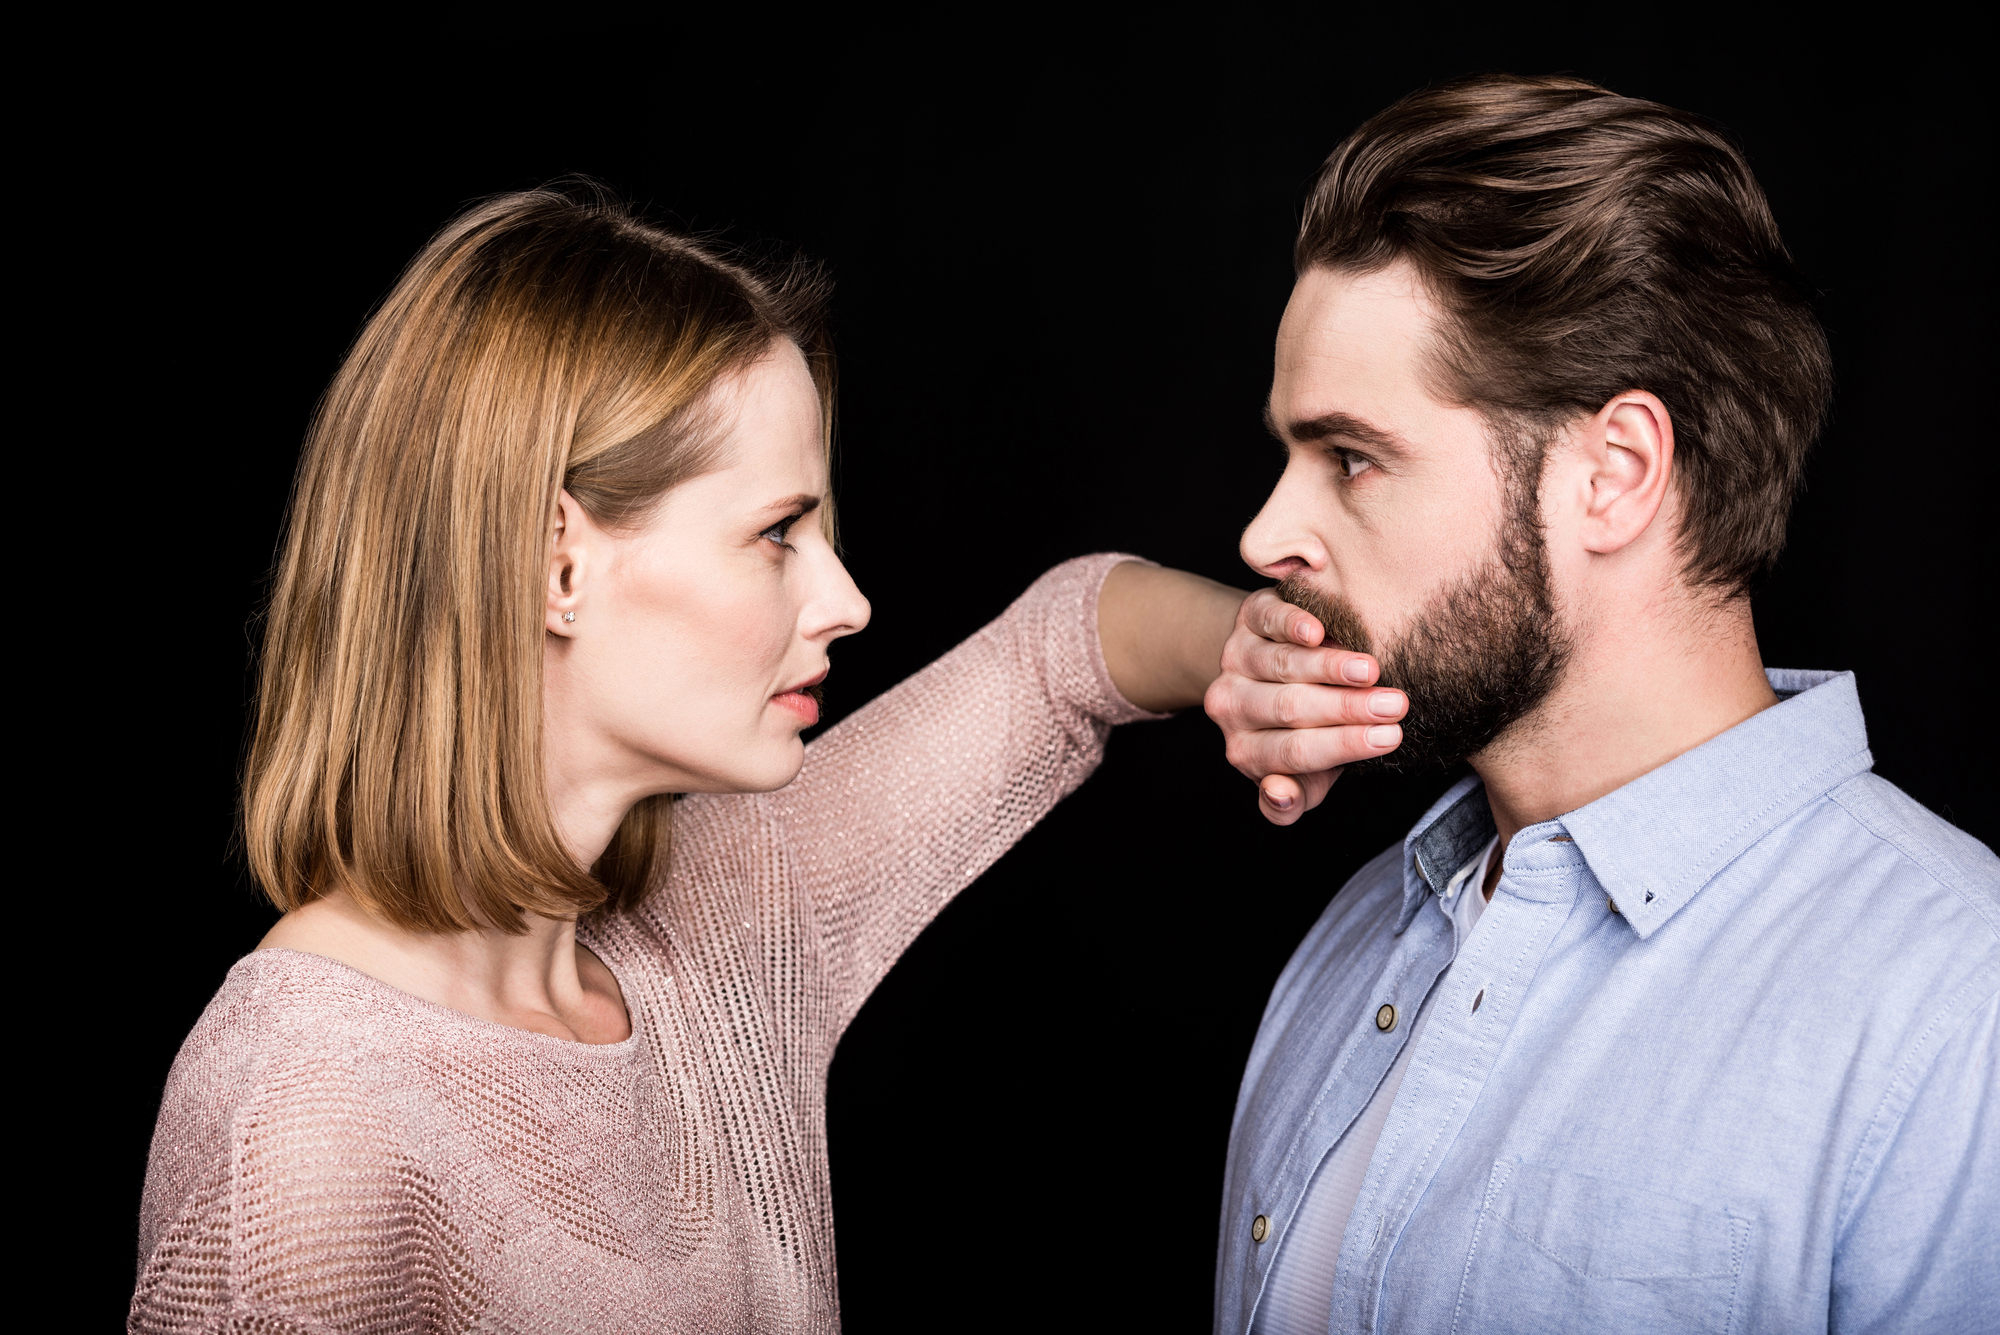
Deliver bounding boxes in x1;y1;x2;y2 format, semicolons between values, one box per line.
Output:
547;490;593;637
1578;390;1675;557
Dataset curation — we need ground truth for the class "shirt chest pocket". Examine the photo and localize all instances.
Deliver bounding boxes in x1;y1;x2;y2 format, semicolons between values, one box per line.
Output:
1450;1160;1753;1335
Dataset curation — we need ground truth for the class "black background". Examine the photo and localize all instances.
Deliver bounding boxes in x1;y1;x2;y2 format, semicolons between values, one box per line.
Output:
78;22;1990;1331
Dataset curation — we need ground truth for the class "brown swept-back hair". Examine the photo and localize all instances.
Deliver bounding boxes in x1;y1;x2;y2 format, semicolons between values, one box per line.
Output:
244;183;831;933
1298;74;1832;595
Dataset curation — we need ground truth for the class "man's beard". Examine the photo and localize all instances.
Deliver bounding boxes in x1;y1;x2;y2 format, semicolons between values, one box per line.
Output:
1277;481;1570;775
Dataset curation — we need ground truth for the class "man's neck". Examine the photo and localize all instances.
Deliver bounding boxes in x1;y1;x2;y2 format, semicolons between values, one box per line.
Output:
1474;594;1777;890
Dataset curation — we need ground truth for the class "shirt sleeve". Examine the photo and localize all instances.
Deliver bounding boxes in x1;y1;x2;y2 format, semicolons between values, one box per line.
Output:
1831;984;2000;1334
767;553;1165;1038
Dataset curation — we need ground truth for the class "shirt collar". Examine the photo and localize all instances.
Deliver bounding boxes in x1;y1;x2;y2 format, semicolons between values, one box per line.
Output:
1399;775;1496;933
1567;668;1872;938
1396;669;1873;939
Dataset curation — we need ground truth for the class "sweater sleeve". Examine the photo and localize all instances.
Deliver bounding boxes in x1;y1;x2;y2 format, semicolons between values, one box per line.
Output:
766;552;1165;1038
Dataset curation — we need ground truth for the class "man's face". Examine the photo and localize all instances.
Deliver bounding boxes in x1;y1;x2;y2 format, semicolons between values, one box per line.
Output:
1242;262;1567;771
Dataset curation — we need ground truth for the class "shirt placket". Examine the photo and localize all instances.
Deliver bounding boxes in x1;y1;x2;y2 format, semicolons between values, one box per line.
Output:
1335;842;1584;1333
1240;905;1458;1329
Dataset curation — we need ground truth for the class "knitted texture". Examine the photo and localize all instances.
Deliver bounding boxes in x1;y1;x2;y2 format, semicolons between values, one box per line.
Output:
132;554;1159;1334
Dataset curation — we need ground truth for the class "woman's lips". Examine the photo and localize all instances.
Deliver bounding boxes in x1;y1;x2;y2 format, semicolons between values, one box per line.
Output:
772;670;827;726
772;690;820;725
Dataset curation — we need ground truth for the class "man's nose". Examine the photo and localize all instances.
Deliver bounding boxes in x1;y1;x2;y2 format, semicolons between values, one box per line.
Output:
1240;463;1324;579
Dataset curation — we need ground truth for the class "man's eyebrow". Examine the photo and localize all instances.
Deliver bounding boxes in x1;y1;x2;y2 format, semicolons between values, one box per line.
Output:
1263;404;1413;456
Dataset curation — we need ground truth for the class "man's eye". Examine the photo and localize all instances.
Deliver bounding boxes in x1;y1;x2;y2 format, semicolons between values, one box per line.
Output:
1334;449;1374;480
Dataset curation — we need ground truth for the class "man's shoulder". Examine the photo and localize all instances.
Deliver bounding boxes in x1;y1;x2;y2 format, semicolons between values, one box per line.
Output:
1328;841;1409;921
1727;775;2000;1046
1818;771;2000;943
1281;842;1409;965
1826;772;2000;897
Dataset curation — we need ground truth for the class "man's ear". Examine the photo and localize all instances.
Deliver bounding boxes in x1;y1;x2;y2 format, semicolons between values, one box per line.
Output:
547;489;594;637
1577;390;1675;557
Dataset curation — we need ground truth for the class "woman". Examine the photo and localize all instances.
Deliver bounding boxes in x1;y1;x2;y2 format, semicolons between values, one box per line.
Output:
132;186;1399;1332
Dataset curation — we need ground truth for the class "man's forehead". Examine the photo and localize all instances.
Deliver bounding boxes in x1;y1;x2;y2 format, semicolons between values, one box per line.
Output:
1273;263;1447;436
1279;265;1435;370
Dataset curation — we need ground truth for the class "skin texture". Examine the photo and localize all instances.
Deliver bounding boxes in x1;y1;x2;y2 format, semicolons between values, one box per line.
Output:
1218;262;1778;895
261;342;1393;1044
1097;562;1248;712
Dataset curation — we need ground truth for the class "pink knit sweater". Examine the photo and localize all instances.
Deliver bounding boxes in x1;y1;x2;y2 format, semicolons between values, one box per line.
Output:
132;555;1155;1334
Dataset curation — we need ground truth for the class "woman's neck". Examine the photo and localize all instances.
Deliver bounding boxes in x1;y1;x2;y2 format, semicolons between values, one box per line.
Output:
259;888;631;1044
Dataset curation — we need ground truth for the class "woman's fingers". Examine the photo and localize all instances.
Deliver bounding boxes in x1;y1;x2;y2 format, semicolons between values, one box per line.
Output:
1211;676;1405;730
1241;587;1326;647
1227;636;1379;687
1260;773;1309;824
1226;721;1403;780
1258;769;1343;826
1225;591;1378;685
1209;586;1401;824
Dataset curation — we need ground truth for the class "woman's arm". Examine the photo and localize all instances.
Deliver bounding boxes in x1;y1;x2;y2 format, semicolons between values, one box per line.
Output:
1095;561;1248;712
752;556;1404;1046
763;555;1178;1040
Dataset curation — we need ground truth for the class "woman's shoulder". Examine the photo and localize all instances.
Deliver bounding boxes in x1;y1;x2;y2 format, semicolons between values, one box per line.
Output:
138;952;433;1266
152;948;654;1153
135;952;505;1328
146;951;443;1174
166;948;436;1080
160;951;381;1097
155;947;634;1129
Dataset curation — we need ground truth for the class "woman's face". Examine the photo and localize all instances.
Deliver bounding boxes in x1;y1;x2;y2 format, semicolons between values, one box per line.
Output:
542;344;870;818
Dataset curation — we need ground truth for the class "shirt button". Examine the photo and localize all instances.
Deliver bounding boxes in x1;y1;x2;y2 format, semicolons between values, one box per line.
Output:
1251;1215;1269;1243
1376;1003;1398;1032
1607;896;1621;915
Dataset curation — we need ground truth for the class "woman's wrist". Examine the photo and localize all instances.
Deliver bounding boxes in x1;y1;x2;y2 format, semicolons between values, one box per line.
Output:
1098;561;1248;713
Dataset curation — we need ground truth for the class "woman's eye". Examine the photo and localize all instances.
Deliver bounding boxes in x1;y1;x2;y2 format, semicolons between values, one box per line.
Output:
761;515;800;547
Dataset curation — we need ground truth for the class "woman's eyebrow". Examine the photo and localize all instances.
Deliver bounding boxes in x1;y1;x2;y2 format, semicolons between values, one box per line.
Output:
758;494;822;518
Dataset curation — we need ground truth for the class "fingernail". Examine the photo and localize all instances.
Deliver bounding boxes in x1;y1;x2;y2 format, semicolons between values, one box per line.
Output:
1269;792;1295;811
1367;724;1402;748
1369;690;1403;718
1342;659;1372;683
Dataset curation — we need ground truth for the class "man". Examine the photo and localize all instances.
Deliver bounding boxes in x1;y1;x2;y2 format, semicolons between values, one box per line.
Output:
1201;75;1997;1333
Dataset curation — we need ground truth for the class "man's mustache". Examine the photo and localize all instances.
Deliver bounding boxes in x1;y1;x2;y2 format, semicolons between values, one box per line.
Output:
1274;574;1376;658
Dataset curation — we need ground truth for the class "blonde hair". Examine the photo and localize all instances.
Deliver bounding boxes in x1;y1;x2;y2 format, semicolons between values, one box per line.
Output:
244;184;832;932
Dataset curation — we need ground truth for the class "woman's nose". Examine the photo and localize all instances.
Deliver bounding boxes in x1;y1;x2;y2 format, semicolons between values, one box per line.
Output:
808;552;870;641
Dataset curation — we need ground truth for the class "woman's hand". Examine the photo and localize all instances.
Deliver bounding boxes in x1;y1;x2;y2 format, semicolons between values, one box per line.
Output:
1204;588;1406;826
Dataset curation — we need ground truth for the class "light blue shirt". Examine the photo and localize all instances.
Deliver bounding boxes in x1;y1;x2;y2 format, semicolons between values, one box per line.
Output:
1217;669;1999;1334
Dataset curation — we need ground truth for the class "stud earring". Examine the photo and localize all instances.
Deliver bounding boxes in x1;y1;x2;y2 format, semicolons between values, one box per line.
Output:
562;612;576;623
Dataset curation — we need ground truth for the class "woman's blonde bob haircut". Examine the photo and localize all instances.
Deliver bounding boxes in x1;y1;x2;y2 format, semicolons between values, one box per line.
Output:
244;183;832;933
